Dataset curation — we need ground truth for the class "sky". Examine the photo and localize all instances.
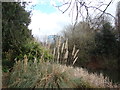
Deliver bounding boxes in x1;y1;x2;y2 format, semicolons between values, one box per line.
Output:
25;0;119;41
26;0;71;41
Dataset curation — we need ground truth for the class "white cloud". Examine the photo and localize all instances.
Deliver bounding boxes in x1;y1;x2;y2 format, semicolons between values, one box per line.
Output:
28;10;71;39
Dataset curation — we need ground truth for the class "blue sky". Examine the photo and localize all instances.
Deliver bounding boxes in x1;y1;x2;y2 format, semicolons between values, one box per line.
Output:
26;0;119;42
33;3;56;14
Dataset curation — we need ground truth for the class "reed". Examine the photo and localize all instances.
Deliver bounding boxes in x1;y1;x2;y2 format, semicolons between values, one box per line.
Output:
52;37;79;65
23;55;28;73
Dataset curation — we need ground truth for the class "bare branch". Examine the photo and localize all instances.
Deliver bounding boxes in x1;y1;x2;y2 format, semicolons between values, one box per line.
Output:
87;6;115;19
53;0;72;14
62;0;72;13
98;0;113;19
53;0;115;29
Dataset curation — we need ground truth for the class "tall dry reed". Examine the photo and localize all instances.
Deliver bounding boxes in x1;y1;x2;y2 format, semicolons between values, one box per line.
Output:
23;55;28;73
51;37;79;65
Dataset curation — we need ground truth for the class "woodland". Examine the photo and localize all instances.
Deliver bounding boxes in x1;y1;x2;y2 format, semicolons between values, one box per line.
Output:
2;1;120;88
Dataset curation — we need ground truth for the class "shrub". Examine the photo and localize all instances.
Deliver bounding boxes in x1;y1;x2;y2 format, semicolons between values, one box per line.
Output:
16;40;53;63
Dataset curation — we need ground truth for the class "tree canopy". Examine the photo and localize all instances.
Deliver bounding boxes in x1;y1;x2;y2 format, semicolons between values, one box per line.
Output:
2;2;33;62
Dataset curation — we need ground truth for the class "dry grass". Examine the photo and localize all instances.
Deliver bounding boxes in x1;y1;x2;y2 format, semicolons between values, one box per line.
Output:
8;57;120;88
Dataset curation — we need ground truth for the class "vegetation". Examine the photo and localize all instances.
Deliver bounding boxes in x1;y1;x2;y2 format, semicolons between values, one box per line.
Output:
115;1;120;72
8;57;119;88
2;2;32;71
16;40;53;62
2;1;120;89
62;22;96;66
92;22;118;69
61;19;119;70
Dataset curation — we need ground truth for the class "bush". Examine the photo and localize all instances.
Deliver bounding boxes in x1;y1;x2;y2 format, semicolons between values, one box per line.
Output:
2;39;53;73
16;40;53;62
2;49;15;70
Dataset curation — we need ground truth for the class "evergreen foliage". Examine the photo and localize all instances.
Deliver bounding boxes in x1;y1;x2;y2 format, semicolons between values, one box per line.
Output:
2;2;33;70
94;22;117;56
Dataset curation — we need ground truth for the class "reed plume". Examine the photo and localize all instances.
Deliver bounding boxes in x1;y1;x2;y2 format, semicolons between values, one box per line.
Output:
51;37;79;65
23;55;28;73
73;49;79;59
72;45;75;56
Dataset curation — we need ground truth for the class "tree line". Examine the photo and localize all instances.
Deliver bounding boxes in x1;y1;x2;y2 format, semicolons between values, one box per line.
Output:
2;1;120;72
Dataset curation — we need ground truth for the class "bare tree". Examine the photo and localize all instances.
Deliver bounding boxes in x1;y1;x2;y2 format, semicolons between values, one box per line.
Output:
53;0;115;27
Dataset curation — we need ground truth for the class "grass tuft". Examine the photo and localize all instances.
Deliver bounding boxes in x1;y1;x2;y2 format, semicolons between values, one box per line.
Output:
8;59;120;88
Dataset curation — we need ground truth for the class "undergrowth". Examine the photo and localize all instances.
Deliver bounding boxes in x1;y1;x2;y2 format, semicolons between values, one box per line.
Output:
8;59;119;88
8;38;120;88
